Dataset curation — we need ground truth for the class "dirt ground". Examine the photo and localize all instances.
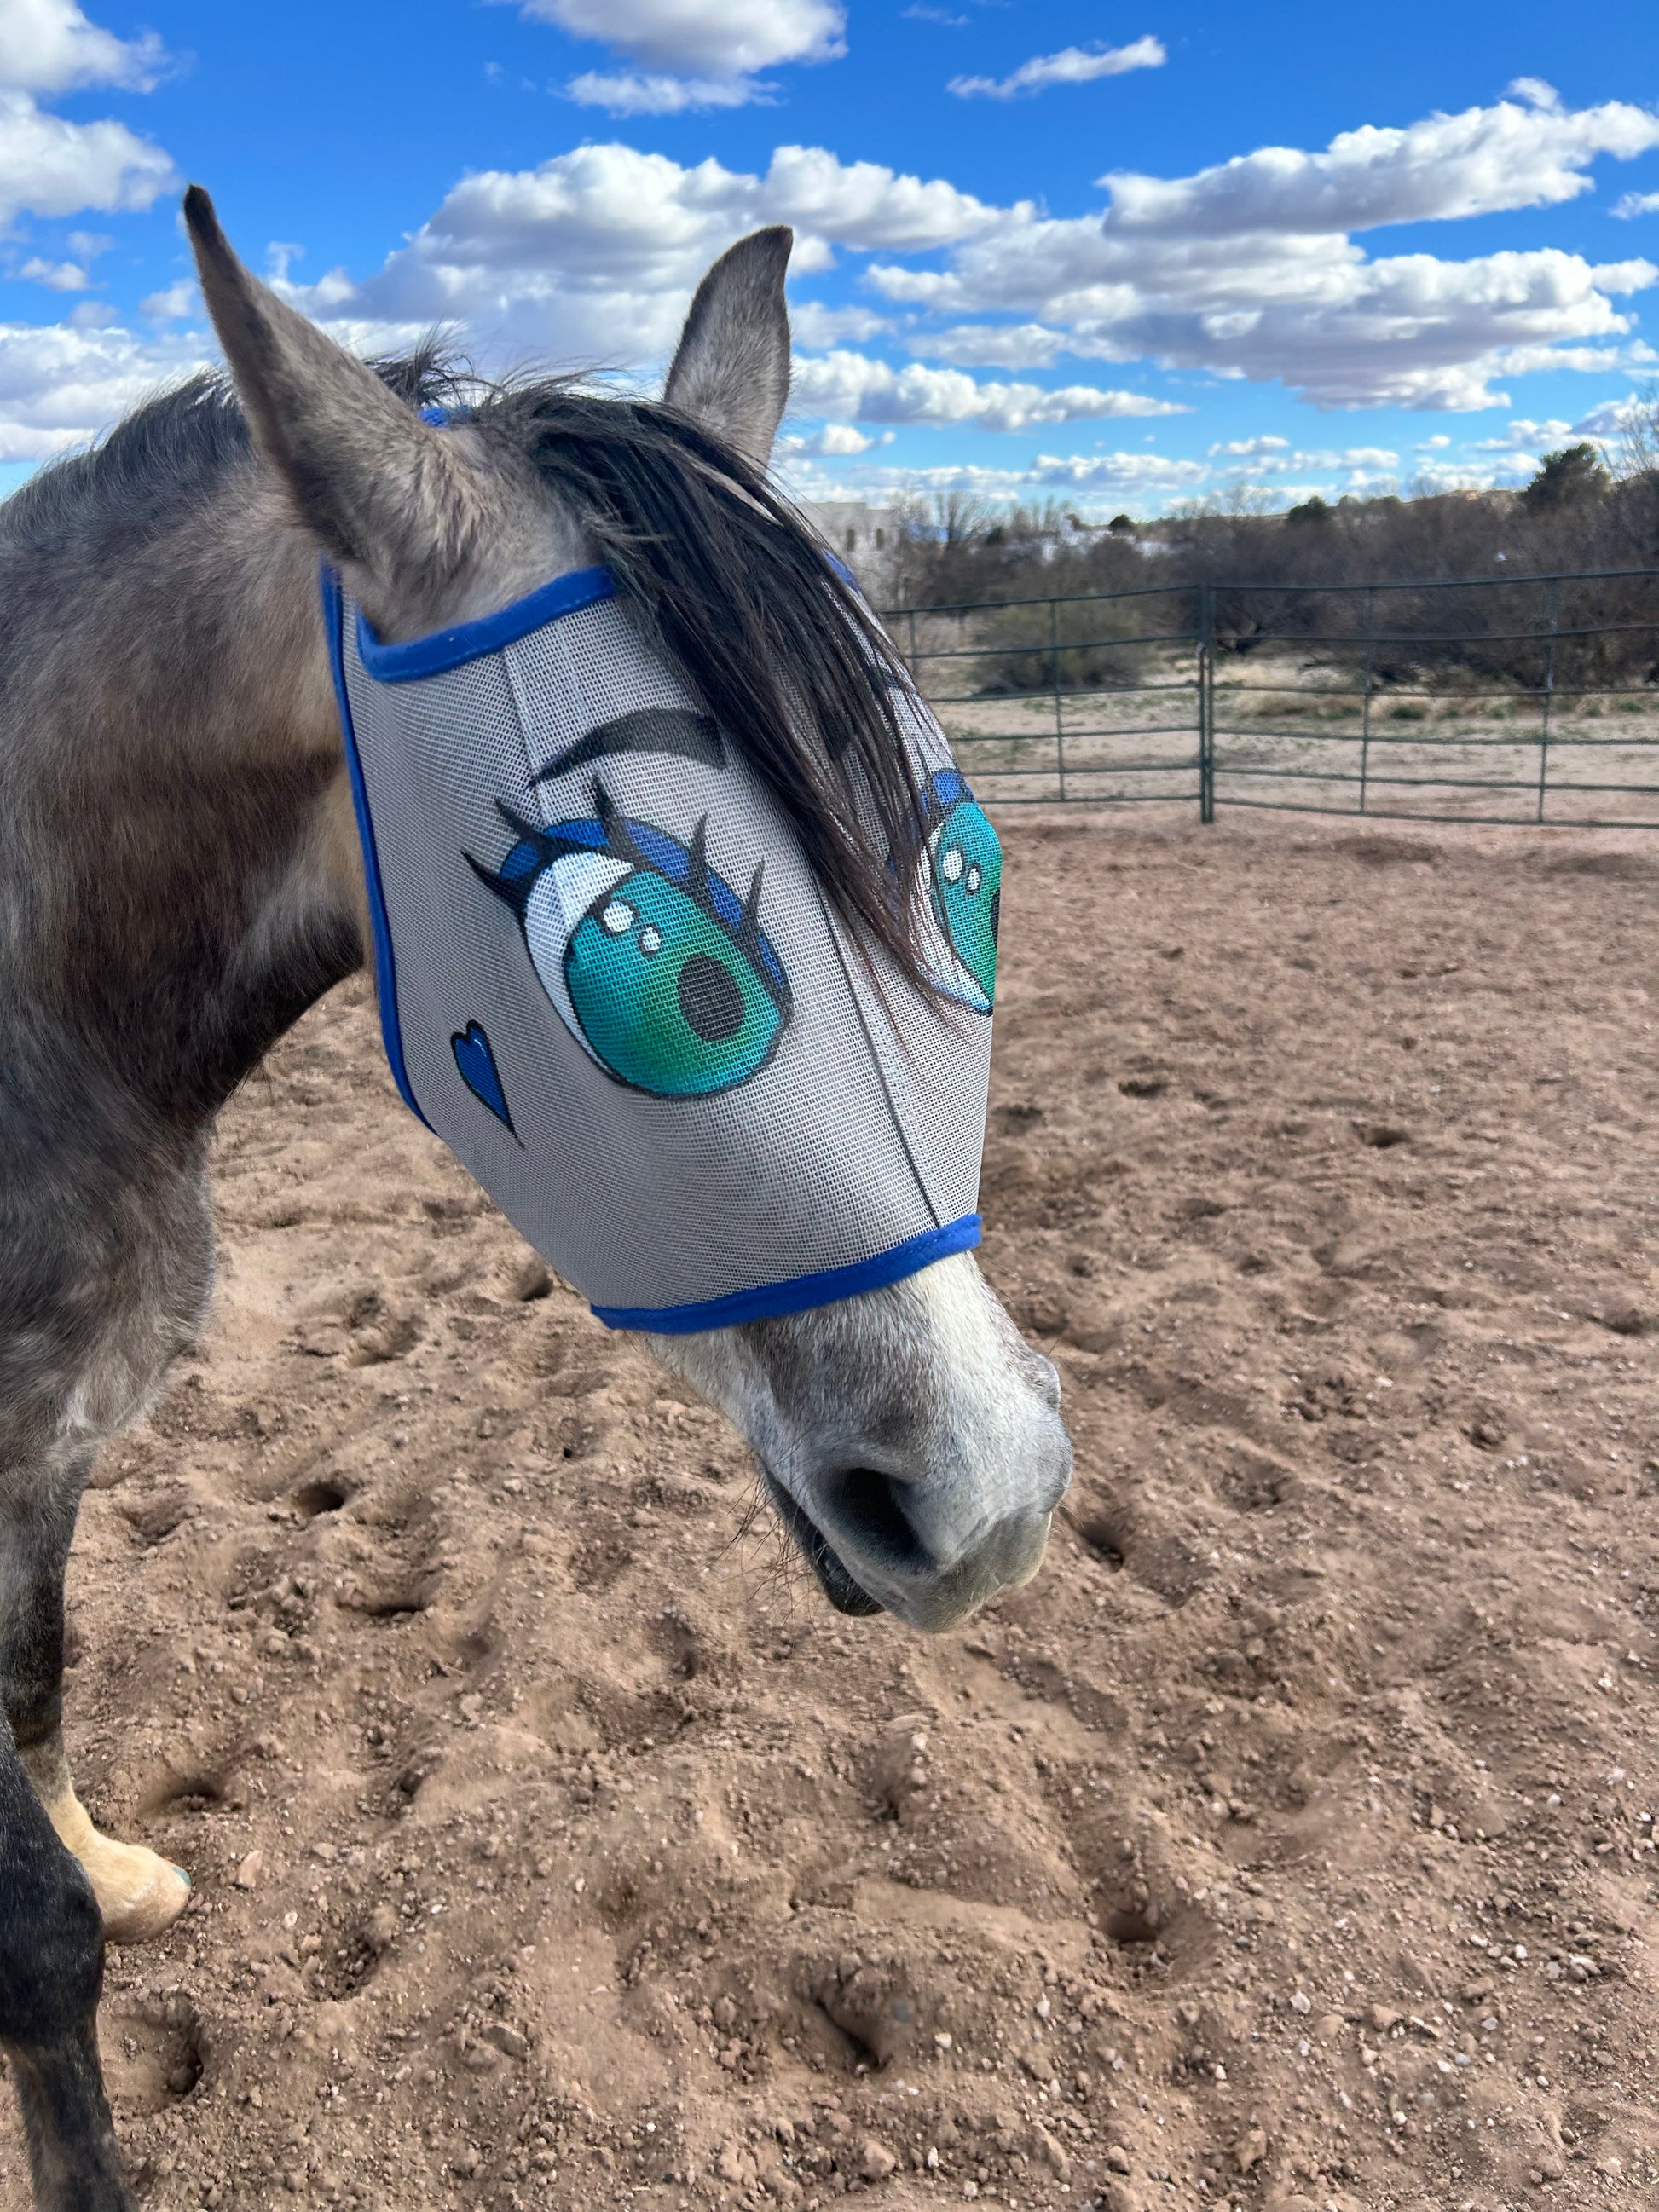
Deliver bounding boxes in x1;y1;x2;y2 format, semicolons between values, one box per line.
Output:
5;812;1659;2212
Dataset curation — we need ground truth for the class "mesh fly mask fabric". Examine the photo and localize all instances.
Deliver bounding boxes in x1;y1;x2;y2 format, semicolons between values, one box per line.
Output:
322;558;1000;1332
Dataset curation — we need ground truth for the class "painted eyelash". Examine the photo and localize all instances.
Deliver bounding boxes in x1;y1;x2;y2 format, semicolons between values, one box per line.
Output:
466;780;791;1017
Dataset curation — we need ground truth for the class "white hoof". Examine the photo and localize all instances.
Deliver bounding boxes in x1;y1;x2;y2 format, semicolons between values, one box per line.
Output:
46;1787;193;1943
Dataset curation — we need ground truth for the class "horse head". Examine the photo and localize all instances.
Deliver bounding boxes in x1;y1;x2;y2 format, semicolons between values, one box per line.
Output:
186;187;1072;1633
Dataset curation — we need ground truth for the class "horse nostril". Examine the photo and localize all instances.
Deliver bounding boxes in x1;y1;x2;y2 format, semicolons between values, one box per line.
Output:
1034;1354;1062;1412
845;1469;924;1556
830;1466;930;1571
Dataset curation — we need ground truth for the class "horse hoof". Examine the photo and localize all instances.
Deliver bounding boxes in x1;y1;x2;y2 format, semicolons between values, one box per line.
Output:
44;1786;194;1943
86;1838;193;1943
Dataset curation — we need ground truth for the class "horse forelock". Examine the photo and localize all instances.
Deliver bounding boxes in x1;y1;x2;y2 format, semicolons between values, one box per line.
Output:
470;380;930;994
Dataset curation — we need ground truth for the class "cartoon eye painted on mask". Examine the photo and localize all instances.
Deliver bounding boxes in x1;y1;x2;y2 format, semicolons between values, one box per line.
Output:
907;769;1001;1014
468;783;791;1097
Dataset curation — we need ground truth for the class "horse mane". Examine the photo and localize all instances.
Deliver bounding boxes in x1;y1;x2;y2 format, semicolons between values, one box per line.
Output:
0;348;457;555
5;350;928;991
0;375;245;557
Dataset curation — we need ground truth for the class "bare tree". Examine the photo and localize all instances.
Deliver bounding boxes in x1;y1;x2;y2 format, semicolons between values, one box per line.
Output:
1609;382;1659;484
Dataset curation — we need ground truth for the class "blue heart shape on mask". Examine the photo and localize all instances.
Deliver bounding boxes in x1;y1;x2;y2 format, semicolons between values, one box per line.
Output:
451;1021;515;1135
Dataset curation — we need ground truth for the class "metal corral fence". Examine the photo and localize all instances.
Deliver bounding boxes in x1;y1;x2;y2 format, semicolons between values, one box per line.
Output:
881;565;1659;828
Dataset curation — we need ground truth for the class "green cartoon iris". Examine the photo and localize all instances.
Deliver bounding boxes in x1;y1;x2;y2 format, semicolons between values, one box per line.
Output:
929;796;1000;1009
566;865;784;1095
469;788;792;1099
913;771;1000;1013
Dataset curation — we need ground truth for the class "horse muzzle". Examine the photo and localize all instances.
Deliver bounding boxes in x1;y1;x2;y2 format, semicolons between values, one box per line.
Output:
764;1401;1072;1632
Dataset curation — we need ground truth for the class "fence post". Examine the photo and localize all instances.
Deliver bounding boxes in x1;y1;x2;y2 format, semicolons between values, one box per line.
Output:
1537;573;1561;823
1359;584;1376;816
1049;595;1067;801
1197;582;1216;824
905;606;920;691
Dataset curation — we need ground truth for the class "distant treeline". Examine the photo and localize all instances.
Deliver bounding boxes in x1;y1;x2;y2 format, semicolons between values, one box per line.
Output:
884;404;1659;698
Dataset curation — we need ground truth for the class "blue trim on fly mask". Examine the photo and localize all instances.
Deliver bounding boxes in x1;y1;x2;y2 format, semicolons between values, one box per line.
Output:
320;562;431;1129
591;1213;982;1334
355;566;616;684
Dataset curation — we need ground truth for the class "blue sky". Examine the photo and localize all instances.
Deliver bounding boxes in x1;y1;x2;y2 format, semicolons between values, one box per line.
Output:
2;0;1658;512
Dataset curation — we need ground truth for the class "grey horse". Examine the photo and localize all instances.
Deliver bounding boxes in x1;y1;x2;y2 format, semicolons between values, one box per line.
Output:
0;188;1072;2208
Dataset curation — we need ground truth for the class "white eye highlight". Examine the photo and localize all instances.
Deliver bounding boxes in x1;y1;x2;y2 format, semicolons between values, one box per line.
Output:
639;925;662;956
601;899;636;936
965;862;982;894
940;845;965;883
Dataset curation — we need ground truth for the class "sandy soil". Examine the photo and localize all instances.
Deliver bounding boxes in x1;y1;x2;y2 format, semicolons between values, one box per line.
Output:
5;814;1659;2212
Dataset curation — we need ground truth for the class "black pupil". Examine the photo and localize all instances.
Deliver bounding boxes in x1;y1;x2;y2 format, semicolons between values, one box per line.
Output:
678;953;744;1042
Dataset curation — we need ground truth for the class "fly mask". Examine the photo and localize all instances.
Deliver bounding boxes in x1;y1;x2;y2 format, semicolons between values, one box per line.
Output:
321;557;1001;1332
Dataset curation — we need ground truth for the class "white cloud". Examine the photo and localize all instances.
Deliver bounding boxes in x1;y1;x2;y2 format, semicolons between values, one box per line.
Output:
780;420;880;456
38;78;1633;531
11;217;107;287
265;96;1659;420
0;315;208;462
1022;451;1205;491
790;299;893;346
950;33;1164;102
1478;448;1541;477
1613;190;1659;219
917;322;1071;369
0;4;173;229
1574;392;1653;436
774;444;1205;513
867;154;1659;410
140;278;197;320
1380;411;1597;494
1204;434;1397;476
506;0;843;73
564;69;764;112
799;448;1204;497
506;0;842;109
760;144;1005;249
1209;435;1290;459
0;83;173;226
1295;445;1397;476
1471;416;1571;452
17;252;89;288
1101;90;1659;235
1486;338;1629;378
0;0;166;94
814;421;875;454
280;143;1006;361
1407;459;1488;493
0;7;185;479
791;348;1188;430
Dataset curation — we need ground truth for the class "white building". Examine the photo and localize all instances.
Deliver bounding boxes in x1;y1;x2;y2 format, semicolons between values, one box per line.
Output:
798;502;903;602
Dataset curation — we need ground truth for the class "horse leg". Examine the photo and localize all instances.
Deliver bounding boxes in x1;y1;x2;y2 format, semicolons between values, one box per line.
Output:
5;1447;190;1943
0;1719;133;2210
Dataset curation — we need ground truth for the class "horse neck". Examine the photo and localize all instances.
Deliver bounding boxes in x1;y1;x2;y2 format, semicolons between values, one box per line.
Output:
3;469;363;1131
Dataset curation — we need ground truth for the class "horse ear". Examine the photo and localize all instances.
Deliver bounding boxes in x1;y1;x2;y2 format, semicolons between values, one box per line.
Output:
663;227;792;471
182;185;476;604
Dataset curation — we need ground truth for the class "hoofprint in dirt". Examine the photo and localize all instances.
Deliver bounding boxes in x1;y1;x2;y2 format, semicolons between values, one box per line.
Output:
3;816;1657;2212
